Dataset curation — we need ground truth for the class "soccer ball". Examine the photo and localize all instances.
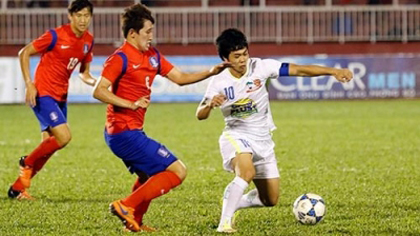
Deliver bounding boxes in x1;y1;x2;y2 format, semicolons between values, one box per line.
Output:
293;193;326;225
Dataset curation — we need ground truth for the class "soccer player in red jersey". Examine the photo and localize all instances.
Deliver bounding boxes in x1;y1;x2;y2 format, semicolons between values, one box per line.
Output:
93;4;230;232
7;0;96;200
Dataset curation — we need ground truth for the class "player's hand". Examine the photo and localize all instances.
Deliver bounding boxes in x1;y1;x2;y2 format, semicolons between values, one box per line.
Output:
79;73;97;86
333;69;353;83
131;96;150;110
209;94;227;108
25;82;38;107
209;62;232;75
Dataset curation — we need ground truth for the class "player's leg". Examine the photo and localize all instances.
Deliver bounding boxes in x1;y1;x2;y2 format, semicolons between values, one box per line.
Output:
110;161;184;232
121;159;185;209
252;178;280;206
106;130;184;232
218;152;254;233
236;167;280;210
121;162;186;232
123;173;155;232
31;131;54;178
235;188;264;210
30;99;69;178
236;139;280;210
19;123;70;187
217;133;256;232
8;97;68;198
233;178;279;215
8;131;52;199
20;97;70;186
131;172;150;224
121;132;186;206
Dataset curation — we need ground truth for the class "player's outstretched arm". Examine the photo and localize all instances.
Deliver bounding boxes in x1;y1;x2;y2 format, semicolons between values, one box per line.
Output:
288;64;353;82
18;43;39;107
166;62;231;86
196;94;226;120
93;77;149;110
79;62;97;86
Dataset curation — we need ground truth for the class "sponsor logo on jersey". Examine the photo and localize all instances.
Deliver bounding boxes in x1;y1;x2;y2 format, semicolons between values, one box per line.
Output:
83;44;89;54
246;79;263;93
230;98;258;118
149;57;159;68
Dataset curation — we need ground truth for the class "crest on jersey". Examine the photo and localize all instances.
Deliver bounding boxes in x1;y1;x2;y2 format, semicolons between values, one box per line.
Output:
230;98;258;118
246;79;263;93
149;57;159;68
83;44;90;54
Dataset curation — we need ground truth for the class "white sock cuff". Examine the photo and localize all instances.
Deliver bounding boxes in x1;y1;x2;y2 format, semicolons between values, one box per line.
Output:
233;176;249;190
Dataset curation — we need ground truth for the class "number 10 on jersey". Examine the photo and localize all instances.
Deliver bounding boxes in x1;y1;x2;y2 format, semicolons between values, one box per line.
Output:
224;86;235;100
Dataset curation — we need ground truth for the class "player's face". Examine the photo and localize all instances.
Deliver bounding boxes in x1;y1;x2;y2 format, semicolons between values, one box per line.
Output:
69;8;92;35
226;48;249;76
135;20;154;52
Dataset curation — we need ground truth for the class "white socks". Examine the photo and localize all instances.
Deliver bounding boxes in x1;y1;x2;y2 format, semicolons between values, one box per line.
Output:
236;188;264;210
219;176;249;227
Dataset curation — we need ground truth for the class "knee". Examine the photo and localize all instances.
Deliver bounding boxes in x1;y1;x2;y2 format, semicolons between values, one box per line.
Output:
177;165;187;182
238;169;255;183
171;162;187;182
56;133;72;147
262;195;279;207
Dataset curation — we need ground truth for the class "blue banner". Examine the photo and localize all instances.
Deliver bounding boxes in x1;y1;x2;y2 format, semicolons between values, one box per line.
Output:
268;55;419;100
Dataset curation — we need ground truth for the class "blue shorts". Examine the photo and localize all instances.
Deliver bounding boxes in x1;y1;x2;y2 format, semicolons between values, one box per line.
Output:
104;129;178;176
32;96;67;132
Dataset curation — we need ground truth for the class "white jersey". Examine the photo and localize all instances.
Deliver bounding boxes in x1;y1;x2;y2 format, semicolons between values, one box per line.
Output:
203;57;283;140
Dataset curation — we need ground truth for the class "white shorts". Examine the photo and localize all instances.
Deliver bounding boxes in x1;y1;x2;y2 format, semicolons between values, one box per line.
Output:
219;132;280;179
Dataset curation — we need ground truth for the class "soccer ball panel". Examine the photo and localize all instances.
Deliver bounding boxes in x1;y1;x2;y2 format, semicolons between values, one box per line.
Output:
313;200;326;216
306;193;323;200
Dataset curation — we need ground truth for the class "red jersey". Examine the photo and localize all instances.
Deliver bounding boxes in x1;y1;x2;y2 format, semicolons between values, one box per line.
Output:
101;42;174;134
32;24;94;101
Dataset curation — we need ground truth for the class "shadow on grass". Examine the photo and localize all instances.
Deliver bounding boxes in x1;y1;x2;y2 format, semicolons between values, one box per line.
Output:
41;197;109;204
0;196;108;204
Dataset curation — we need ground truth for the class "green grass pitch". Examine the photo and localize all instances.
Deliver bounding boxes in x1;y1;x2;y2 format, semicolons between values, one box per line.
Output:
0;100;419;235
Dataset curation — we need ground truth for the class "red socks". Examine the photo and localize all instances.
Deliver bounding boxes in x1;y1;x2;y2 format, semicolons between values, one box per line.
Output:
131;177;151;224
11;154;53;191
11;137;60;191
122;171;182;209
24;137;61;167
32;154;53;177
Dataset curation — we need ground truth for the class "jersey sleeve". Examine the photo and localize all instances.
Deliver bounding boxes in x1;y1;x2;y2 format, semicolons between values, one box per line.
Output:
83;52;93;64
203;77;219;100
32;30;53;53
159;54;174;76
262;59;284;79
101;54;124;84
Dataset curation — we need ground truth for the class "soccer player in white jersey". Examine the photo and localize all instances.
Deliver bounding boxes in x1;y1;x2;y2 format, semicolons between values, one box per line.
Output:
196;28;353;233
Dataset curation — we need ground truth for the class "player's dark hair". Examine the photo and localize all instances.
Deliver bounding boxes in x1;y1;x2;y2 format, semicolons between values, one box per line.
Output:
121;4;155;38
216;28;248;60
68;0;93;15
